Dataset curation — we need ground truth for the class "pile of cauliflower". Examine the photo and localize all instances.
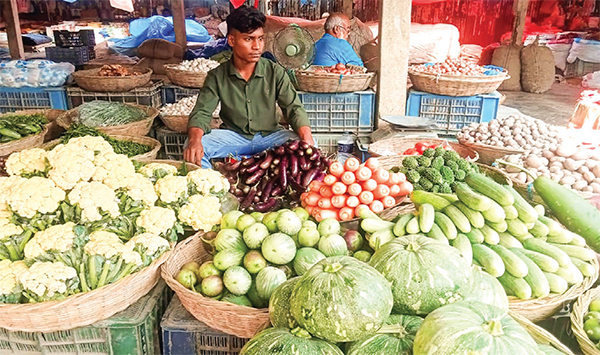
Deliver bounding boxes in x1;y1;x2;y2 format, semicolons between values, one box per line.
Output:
0;136;230;304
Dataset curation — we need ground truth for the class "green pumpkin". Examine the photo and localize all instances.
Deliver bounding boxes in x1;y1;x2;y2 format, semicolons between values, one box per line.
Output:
269;277;300;329
291;256;393;343
465;268;509;312
370;235;473;315
240;327;343;355
538;344;568;355
347;314;424;355
413;301;539;355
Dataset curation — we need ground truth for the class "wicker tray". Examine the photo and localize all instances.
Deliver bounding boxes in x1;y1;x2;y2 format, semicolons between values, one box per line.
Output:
57;104;159;137
160;114;189;133
42;135;161;161
295;66;375;93
408;68;509;96
0;125;49;157
511;311;575;355
161;232;271;339
458;138;525;165
164;64;208;88
571;285;600;355
72;67;152;93
134;158;201;171
0;248;171;332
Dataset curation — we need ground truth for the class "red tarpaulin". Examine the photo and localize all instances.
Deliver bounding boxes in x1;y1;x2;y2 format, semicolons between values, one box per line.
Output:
412;0;447;3
230;0;259;9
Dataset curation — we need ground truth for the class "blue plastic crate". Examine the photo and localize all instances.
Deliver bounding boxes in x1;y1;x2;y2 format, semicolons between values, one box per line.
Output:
406;89;501;134
0;86;68;113
298;91;376;134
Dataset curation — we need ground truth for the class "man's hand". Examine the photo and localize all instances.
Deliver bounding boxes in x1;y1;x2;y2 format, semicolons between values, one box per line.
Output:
184;127;205;166
297;126;315;146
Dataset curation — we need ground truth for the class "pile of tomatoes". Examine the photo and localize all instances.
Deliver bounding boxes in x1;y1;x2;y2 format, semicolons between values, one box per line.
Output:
313;63;364;75
411;58;487;76
402;141;451;156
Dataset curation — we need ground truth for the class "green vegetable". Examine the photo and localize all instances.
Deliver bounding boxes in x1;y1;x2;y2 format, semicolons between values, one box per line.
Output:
0;113;47;143
498;273;532;299
417;156;432;167
269;277;300;328
60;124;152;157
465;173;515;206
431;156;445;169
239;327;344;355
346;314;423;355
464;268;508;311
422;148;436;157
451;233;472;263
419;178;433;191
424;168;443;185
402;156;419;169
489;245;528;278
472;244;505;277
443;150;460;162
406;170;421;184
76;101;147;127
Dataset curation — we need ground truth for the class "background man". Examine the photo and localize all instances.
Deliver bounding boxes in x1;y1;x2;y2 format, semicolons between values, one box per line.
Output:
313;13;364;67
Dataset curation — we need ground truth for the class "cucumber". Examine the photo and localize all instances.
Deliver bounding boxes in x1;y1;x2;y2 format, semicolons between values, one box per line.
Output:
513;233;534;243
538;216;563;237
361;218;395;234
503;205;519;220
501;185;538;224
472;244;505;277
426;223;449;245
570;257;596;277
465;229;485;244
434;193;459;203
546;230;573;244
517;248;560;273
392;214;413;237
434;212;458;240
507;219;529;237
555;263;584;285
498;232;523;249
529;220;550;238
405;215;421;234
488;220;508;233
548;243;596;262
418;204;436;233
498;273;532;299
511;248;550;298
522;238;571;267
455;201;485;229
466;173;515;206
480;224;500;245
543;272;569;294
410;190;451;210
569;232;587;247
442;205;471;234
489;245;528;278
534;204;545;216
481;200;507;223
456;182;492;211
472;258;482;267
452;234;472;263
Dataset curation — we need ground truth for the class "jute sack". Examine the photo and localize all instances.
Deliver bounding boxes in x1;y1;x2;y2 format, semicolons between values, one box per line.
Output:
138;39;184;60
492;44;522;91
521;38;555;93
137;57;181;75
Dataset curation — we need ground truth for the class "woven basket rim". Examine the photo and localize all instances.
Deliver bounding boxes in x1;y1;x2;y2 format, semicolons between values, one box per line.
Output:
56;104;158;136
408;68;509;81
0;125;49;157
571;285;600;355
41;134;161;160
159;114;189;133
72;67;153;80
163;64;211;76
510;311;575;355
458;138;526;155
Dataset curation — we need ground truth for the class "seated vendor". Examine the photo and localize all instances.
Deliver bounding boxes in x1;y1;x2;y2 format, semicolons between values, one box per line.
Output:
313;13;364;67
184;6;314;168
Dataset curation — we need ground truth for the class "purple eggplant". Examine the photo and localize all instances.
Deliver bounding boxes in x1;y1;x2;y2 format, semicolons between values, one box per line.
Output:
321;156;331;168
308;149;320;161
224;160;242;171
257;177;268;194
289;155;299;177
279;155;288;190
262;179;275;202
298;155;310;171
253;198;281;213
240;184;250;195
240;187;256;210
246;169;266;186
227;175;238;185
297;150;304;157
241;157;255;167
271;186;283;197
259;151;274;170
286;140;300;151
314;170;326;182
253;151;266;160
288;176;305;193
254;196;260;203
305;147;313;156
233;188;244;197
274;145;285;155
301;168;319;188
245;162;261;174
299;141;310;150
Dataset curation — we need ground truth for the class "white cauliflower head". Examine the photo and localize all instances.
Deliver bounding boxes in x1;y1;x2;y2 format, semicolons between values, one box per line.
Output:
68;181;120;223
0;260;28;301
6;148;48;177
136;206;177;236
65;136;114;156
178;195;222;231
85;231;142;266
0;219;23;241
19;261;79;301
0;176;19;204
122;173;158;206
92;152;136;190
125;233;170;266
24;222;79;259
139;163;178;179
155;175;188;204
6;177;66;218
187;169;230;196
47;143;97;190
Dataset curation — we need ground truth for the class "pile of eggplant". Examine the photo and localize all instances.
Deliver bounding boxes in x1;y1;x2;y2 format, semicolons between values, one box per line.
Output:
219;140;329;213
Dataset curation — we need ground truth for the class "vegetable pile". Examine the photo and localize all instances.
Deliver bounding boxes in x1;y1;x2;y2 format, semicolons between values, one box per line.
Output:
97;64;141;77
75;101;148;127
301;157;412;221
0;113;48;144
0;156;7;177
583;298;600;346
172;58;220;73
401;140;450;156
60;124;152;158
160;95;221;117
411;58;502;76
313;63;365;75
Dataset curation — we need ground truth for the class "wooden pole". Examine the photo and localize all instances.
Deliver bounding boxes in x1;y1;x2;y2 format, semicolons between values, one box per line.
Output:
511;0;530;46
171;0;187;50
1;0;24;60
377;0;411;118
342;0;353;18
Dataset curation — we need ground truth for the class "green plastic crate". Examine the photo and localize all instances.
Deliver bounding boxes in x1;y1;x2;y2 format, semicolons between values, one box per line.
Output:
0;281;169;355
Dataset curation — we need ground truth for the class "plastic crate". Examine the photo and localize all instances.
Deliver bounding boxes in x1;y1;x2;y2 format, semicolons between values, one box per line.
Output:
564;58;600;78
156;126;187;161
67;80;164;108
54;29;96;47
406;89;501;134
46;46;95;66
0;86;68;113
161;296;249;355
535;303;581;354
0;281;169;355
162;85;200;104
313;133;371;162
297;91;376;134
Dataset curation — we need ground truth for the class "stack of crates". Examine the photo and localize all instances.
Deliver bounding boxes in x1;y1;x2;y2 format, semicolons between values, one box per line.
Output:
67;80;164;109
46;29;96;66
0;86;68;113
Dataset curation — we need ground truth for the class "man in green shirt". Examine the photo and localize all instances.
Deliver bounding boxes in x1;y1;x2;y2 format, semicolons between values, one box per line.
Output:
184;6;314;168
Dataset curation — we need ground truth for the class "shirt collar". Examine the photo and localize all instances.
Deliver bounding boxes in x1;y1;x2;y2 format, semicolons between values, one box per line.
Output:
227;57;266;79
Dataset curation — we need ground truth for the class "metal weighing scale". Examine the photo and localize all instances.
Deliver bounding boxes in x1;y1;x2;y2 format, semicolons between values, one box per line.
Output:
371;115;440;143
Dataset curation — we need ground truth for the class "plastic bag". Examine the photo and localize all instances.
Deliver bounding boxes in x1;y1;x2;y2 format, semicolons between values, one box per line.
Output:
583;71;600;89
0;60;74;88
567;38;600;64
547;42;572;71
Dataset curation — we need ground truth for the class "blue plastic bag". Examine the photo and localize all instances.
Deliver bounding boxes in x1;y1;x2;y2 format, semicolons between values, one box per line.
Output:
483;64;504;76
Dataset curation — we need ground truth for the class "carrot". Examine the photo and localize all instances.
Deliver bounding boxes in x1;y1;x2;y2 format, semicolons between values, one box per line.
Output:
370;200;384;213
382;195;396;208
364;158;379;171
344;157;361;172
361;179;377;192
397;181;413;196
331;195;347;209
359;190;374;205
304;192;321;206
389;184;401;197
355;204;369;217
329;161;345;177
318;197;332;209
339;207;355;221
300;192;309;201
341;171;356;185
309;180;324;192
373;184;391;199
346;195;360;208
396;172;406;182
316;209;339;222
312;206;322;216
332;182;348;195
386;172;401;186
319;186;334;198
306;206;315;215
324;174;338;186
373;169;390;184
348;183;362;196
355;166;372;181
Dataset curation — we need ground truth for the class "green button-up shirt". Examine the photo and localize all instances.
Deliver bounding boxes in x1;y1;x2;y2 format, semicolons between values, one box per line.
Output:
188;58;310;138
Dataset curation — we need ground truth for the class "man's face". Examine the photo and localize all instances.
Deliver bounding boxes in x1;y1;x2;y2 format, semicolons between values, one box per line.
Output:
333;18;351;40
228;28;265;63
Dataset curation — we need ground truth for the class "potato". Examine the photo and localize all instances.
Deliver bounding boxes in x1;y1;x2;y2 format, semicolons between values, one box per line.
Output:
560;175;576;185
573;180;588;191
594;165;600;178
584;171;596;183
591;182;600;194
526;156;544;169
571;149;593;161
555;143;579;158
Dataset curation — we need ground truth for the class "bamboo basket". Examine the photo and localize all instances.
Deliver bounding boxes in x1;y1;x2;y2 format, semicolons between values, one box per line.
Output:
458;138;525;165
8;109;65;142
295;66;375;93
408;68;509;96
72;67;152;92
571;285;600;355
134;158;201;171
509;254;599;323
56;104;159;137
161;232;271;339
42;135;161;160
0;248;172;332
164;64;208;88
0;126;48;157
160;114;189;133
511;311;575;355
369;137;479;165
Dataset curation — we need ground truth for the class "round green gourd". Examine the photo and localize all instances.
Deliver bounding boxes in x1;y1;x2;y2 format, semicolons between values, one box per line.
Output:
346;314;424;355
370;235;473;315
290;256;393;343
269;277;300;329
240;327;343;355
293;247;326;276
465;268;508;312
413;301;539;355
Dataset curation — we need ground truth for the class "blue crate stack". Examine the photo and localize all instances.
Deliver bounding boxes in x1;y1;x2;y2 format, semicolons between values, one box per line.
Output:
0;86;68;113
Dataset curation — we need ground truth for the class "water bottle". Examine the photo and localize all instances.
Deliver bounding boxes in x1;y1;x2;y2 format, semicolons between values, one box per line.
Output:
337;132;355;164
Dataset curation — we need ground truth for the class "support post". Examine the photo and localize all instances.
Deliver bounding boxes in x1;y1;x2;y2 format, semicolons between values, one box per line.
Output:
377;0;411;118
342;0;353;18
511;0;529;45
171;0;187;50
1;0;24;60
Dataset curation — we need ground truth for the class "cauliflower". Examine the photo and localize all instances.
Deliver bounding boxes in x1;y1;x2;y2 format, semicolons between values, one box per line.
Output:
139;163;178;181
155;175;188;204
136;206;178;239
24;222;87;267
68;181;120;223
0;176;19;220
65;136;114;156
6;177;66;219
125;233;171;266
47;143;97;190
178;195;222;232
92;152;137;190
5;148;48;177
19;261;79;302
0;204;10;220
187;169;230;196
0;260;27;303
0;218;28;261
121;173;158;207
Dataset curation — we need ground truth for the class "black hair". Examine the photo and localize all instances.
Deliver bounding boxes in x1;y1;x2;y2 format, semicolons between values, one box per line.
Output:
226;6;266;35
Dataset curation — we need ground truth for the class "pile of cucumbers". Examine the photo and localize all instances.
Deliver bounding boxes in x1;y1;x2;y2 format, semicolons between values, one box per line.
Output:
0;113;48;143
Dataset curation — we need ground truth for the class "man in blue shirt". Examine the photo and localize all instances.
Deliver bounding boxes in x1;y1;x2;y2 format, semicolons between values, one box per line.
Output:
313;13;364;67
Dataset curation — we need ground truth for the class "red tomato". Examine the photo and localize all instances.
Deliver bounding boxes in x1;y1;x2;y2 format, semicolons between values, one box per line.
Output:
414;142;429;154
336;63;346;70
403;148;419;156
428;144;439;149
